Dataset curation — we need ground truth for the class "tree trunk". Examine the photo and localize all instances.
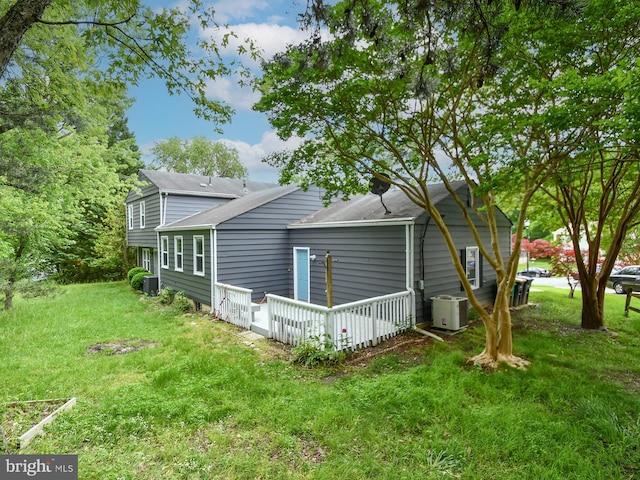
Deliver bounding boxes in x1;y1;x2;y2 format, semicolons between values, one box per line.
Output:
580;276;606;329
0;0;53;79
4;288;13;310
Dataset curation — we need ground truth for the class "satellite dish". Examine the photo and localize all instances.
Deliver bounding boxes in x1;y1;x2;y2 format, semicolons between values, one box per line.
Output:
369;174;392;215
369;174;391;196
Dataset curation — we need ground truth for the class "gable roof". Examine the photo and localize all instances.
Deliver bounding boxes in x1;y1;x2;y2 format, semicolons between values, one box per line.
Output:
289;181;467;228
138;169;277;198
157;184;302;231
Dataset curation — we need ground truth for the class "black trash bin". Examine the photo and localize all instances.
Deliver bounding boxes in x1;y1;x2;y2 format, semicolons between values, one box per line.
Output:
521;278;533;305
513;277;527;306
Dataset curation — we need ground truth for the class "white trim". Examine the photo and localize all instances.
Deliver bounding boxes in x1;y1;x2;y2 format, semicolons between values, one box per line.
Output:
127;204;134;230
139;201;146;229
160;236;169;269
465;246;480;290
210;229;216;307
193;235;205;276
141;248;151;271
158;188;239;199
288;218;414;229
174;236;184;272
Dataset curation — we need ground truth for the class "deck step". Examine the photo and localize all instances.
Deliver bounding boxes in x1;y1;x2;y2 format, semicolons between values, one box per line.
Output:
250;322;268;337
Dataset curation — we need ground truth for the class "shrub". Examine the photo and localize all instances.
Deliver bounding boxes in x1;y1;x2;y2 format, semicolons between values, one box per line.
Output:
158;287;176;305
172;291;192;313
291;333;347;367
127;267;149;283
130;271;151;291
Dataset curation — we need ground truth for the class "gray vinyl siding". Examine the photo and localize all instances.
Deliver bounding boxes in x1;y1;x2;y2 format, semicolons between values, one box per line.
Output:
413;194;512;322
126;185;160;248
288;225;407;306
128;195;160;247
164;195;229;224
214;188;326;302
159;229;212;306
216;230;290;301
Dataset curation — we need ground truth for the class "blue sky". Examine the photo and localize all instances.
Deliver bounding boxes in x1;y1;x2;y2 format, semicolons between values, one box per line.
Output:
126;0;314;183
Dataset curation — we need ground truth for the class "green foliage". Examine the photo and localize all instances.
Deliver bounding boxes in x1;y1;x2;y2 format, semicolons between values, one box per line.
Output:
171;291;192;313
127;267;149;283
150;136;247;179
291;333;347;367
158;287;176;306
130;271;151;291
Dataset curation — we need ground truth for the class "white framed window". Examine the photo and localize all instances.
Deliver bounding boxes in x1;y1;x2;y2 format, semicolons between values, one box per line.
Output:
465;246;480;289
193;235;205;276
139;201;146;229
142;248;151;272
127;204;134;230
174;236;183;272
161;236;169;269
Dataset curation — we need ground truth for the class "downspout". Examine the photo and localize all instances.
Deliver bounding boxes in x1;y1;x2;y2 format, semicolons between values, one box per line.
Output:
156;231;161;286
210;228;217;309
413;219;444;342
419;217;431;323
161;192;168;226
405;224;416;326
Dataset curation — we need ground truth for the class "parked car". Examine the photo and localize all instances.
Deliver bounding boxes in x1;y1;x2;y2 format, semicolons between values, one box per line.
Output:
517;267;551;278
607;265;640;294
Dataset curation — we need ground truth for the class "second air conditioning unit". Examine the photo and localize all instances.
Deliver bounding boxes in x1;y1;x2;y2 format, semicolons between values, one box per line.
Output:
431;295;468;331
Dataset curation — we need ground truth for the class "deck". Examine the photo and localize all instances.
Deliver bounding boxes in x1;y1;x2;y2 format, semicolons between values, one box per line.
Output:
214;283;415;352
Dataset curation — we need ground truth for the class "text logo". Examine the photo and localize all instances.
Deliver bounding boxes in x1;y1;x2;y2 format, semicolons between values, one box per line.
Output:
1;455;77;479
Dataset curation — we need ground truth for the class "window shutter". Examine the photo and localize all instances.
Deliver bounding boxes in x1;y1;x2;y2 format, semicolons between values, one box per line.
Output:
479;252;484;287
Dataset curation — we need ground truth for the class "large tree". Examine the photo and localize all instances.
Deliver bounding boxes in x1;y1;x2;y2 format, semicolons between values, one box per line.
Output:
151;137;247;179
255;0;579;367
484;0;640;329
0;0;244;128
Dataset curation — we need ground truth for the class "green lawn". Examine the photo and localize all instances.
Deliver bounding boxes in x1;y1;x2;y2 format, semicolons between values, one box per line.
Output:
1;282;640;479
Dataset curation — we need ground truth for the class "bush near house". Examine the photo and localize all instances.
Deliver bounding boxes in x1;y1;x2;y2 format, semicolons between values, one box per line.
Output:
127;267;149;283
130;271;151;291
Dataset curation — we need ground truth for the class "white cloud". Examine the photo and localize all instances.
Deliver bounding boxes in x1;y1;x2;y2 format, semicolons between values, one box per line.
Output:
203;22;309;65
211;0;271;24
221;130;304;183
204;75;259;111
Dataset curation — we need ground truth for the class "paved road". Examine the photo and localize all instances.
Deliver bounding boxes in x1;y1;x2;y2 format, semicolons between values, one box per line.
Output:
523;275;618;294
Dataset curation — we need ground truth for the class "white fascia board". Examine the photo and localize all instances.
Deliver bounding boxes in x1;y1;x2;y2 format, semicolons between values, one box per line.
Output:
156;224;218;232
158;189;239;199
288;218;415;229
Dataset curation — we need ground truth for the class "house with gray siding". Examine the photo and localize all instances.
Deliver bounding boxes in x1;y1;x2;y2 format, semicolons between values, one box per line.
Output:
125;169;277;274
155;185;327;308
143;178;510;325
288;181;511;324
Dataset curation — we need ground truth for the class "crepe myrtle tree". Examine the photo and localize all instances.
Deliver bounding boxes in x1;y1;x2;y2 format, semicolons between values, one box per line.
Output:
486;0;640;329
255;0;580;368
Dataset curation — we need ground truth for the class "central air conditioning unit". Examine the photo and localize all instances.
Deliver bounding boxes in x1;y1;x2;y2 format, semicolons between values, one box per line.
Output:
143;276;159;296
431;295;468;331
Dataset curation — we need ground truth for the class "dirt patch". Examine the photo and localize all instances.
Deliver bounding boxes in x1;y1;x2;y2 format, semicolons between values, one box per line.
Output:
86;339;158;356
344;331;437;367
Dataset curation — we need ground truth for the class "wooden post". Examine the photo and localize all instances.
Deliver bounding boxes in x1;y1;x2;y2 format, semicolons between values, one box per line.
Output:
326;250;333;308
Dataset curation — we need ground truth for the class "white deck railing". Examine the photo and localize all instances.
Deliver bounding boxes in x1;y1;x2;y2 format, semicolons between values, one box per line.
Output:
214;282;253;329
267;290;414;351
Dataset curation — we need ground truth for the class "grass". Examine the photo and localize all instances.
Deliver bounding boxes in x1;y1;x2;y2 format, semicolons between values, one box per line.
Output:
1;282;640;479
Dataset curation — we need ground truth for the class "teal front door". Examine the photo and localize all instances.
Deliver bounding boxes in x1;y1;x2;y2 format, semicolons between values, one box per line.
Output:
294;247;310;302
